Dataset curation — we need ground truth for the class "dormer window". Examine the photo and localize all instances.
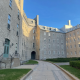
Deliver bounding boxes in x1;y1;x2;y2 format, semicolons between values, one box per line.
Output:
49;28;51;30
31;21;33;23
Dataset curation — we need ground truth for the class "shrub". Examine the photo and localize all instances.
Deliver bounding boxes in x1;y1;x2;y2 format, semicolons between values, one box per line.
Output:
70;61;80;69
46;57;79;62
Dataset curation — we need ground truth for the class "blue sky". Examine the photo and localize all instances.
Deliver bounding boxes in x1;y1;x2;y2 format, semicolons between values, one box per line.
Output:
23;0;80;29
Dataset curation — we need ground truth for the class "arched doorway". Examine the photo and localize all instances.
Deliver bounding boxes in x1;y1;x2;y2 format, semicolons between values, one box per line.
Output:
31;51;36;59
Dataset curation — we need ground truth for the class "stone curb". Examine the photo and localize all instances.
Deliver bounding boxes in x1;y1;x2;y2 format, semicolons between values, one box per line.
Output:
20;70;33;80
46;61;79;80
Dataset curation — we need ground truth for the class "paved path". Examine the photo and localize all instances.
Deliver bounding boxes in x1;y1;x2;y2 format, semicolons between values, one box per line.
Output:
25;61;72;80
54;62;69;66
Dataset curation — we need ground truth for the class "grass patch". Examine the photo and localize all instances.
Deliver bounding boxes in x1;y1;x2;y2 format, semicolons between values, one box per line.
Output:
0;69;31;80
24;60;38;64
60;65;80;79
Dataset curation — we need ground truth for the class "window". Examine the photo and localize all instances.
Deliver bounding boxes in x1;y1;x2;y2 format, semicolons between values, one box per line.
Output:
49;28;51;30
49;39;50;42
58;52;60;55
49;51;51;54
53;40;54;42
18;9;20;19
79;51;80;55
74;45;76;48
9;0;12;8
75;51;76;55
7;14;11;29
70;34;71;37
70;40;71;43
18;9;19;16
67;53;68;55
32;43;35;48
74;39;75;42
79;44;80;47
44;32;46;35
48;33;50;36
49;44;50;48
77;31;79;34
71;52;72;55
73;33;75;36
33;30;35;33
43;27;45;29
70;45;72;48
17;24;19;28
33;36;35;40
16;31;19;36
44;38;46;41
53;51;55;54
78;38;79;41
62;51;64;55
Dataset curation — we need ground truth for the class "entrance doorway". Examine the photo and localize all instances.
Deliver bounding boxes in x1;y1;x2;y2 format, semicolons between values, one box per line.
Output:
3;39;10;58
31;51;36;59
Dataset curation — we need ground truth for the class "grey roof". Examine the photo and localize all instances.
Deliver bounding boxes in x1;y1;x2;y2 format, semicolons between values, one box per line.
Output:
38;25;65;33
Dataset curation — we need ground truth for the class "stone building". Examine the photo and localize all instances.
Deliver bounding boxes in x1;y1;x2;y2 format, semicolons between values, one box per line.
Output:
0;0;80;68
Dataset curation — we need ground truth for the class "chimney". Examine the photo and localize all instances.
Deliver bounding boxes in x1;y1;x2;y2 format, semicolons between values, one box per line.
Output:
68;20;71;25
36;15;39;25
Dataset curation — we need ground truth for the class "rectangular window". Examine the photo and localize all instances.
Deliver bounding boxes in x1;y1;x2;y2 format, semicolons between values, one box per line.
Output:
7;14;11;29
75;51;76;55
18;9;20;19
9;0;12;8
17;24;19;28
33;36;35;40
79;44;80;47
33;43;35;48
33;30;35;33
44;32;46;35
48;33;50;36
71;52;72;55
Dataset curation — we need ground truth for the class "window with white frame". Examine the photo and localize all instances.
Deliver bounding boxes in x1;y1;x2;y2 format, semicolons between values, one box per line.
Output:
44;32;46;35
48;33;50;36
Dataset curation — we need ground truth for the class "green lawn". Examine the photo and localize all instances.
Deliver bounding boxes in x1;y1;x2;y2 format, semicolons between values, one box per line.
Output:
60;65;80;79
0;69;31;80
24;60;38;64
